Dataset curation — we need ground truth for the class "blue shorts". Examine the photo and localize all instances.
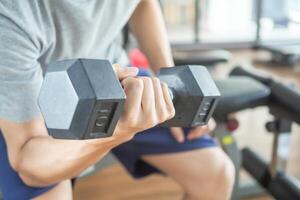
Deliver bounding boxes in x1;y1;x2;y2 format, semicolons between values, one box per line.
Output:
112;127;216;178
0;69;217;199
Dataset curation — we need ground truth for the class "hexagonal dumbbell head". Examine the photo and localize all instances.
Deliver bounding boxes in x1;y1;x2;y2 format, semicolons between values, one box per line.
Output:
39;59;125;139
158;65;220;127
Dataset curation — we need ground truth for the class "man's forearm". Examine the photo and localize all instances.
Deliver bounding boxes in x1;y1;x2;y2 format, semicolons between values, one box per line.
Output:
129;0;174;73
17;136;124;187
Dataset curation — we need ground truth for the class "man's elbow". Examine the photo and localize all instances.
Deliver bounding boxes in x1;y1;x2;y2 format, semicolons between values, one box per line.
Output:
19;172;48;187
12;159;54;187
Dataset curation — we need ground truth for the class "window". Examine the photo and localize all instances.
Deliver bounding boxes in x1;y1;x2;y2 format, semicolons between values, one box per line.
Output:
161;0;300;45
258;0;300;43
161;0;256;44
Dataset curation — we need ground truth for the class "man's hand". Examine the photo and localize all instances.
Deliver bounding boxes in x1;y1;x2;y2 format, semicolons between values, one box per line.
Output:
115;76;176;140
170;119;216;143
112;64;215;142
112;64;175;140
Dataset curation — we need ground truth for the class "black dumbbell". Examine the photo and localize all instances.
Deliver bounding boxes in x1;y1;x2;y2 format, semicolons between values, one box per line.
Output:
38;59;220;139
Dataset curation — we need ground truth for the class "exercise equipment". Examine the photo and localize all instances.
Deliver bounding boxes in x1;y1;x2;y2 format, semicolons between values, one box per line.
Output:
39;59;125;140
213;76;271;200
173;48;232;66
230;66;300;123
220;66;300;200
258;43;300;66
214;77;270;121
254;0;300;66
158;66;220;127
39;59;220;140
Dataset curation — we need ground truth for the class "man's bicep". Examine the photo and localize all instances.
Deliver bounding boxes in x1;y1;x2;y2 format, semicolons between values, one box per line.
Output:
0;116;48;169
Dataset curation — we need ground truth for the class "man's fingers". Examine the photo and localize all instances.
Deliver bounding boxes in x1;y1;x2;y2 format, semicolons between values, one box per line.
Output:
187;126;209;140
170;127;185;143
121;77;143;122
151;77;168;122
112;64;139;80
187;119;216;140
161;82;175;119
140;77;155;112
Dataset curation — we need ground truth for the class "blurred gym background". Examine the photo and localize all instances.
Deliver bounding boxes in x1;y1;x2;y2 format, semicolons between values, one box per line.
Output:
162;0;300;44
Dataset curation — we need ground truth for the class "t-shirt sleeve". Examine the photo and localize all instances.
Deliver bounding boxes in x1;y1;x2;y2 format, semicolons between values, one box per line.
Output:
0;15;43;122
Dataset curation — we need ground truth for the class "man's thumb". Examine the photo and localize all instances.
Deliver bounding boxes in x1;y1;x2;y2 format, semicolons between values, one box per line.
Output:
112;64;139;80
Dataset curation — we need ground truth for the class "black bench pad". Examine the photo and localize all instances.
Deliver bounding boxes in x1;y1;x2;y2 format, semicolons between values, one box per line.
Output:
173;49;232;66
214;77;271;120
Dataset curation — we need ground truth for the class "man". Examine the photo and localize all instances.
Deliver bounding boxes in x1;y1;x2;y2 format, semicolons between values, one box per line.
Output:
0;0;234;199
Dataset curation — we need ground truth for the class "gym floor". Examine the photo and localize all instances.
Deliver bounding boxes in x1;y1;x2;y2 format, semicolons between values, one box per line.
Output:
73;49;300;200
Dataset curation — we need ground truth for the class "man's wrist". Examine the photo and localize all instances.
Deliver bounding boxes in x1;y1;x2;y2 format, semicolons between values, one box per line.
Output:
150;59;175;73
86;132;133;149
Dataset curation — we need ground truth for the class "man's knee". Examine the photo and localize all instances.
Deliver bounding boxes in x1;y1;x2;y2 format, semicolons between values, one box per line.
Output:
185;148;235;199
215;152;235;191
203;149;234;188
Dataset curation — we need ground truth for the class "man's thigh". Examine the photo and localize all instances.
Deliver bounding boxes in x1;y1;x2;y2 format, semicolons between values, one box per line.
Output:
141;147;230;187
112;127;217;178
33;180;72;200
141;147;235;200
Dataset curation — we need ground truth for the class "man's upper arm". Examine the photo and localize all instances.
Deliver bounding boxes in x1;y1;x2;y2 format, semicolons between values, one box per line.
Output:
0;10;45;168
0;9;43;123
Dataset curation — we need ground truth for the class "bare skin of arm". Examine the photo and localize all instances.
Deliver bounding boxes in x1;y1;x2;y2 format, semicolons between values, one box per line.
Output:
129;0;215;143
129;0;174;72
0;65;175;187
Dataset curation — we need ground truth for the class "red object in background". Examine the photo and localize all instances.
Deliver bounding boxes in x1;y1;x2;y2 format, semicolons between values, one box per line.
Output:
226;118;239;132
129;48;150;69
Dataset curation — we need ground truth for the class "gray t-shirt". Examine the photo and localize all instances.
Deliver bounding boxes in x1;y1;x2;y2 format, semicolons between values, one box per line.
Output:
0;0;140;122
